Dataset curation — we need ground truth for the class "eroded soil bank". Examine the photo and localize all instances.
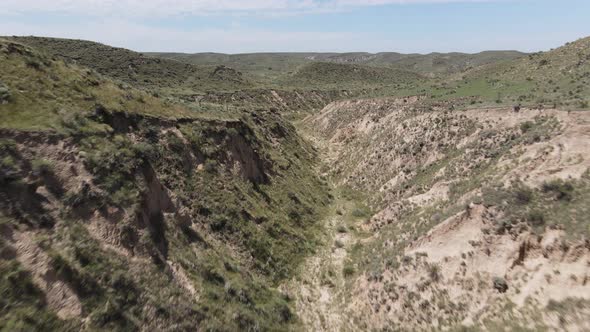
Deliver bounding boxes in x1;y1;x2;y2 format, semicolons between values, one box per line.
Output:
286;98;590;331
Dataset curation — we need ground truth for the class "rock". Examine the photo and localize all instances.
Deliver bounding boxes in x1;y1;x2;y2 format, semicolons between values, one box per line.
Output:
492;277;508;293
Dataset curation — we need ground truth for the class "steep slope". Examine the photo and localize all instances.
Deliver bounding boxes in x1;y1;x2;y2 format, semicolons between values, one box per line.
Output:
8;36;251;94
301;97;590;330
0;38;331;331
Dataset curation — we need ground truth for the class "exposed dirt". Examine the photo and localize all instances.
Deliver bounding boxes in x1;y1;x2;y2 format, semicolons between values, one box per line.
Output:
7;229;83;320
281;190;358;331
293;98;590;331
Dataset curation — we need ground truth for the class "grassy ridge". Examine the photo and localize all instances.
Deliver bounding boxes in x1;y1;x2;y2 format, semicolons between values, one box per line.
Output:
7;36;252;94
0;38;196;130
0;37;332;330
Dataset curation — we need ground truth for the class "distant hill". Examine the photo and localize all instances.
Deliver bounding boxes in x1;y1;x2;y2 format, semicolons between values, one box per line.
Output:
149;50;526;78
7;36;252;93
377;50;526;74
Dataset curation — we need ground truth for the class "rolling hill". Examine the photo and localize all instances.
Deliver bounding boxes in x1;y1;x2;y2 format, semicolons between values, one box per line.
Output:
7;36;252;94
149;49;526;79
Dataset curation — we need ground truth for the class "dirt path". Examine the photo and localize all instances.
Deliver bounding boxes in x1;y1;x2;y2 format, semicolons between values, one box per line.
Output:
281;191;358;331
280;122;366;331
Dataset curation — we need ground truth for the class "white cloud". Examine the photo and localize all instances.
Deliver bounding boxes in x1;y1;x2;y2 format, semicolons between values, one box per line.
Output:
0;19;362;53
1;0;497;17
3;15;576;54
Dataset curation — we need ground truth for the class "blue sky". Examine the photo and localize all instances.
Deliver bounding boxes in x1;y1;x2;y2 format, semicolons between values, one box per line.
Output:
1;0;589;53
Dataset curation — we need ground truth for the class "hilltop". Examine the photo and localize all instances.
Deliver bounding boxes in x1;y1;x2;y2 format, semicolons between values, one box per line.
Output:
7;36;252;94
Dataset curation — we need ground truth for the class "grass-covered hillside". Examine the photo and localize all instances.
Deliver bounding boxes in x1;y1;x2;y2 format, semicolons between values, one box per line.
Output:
148;52;319;85
0;38;332;331
286;62;424;89
8;36;252;94
458;36;590;108
375;37;590;110
378;50;526;74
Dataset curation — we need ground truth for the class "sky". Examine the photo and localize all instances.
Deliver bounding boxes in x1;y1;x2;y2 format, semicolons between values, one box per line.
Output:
1;0;589;54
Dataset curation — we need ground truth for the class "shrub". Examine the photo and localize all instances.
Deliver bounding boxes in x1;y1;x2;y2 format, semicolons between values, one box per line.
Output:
337;225;348;233
0;84;11;104
343;266;355;277
513;186;533;205
351;207;371;219
132;142;155;160
204;159;217;173
427;263;441;282
25;58;43;70
402;255;413;265
527;210;545;227
0;155;20;182
494;220;511;235
520;121;534;133
542;179;574;201
31;159;53;176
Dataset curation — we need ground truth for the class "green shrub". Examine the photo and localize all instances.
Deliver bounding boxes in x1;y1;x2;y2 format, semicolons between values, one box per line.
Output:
351;207;371;219
0;260;69;331
81;135;144;207
31;159;54;176
520;121;534;133
542;179;574;201
513;186;533;205
427;263;441;282
0;84;11;103
1;156;18;172
527;210;545;227
343;266;355;277
25;58;43;70
204;159;217;173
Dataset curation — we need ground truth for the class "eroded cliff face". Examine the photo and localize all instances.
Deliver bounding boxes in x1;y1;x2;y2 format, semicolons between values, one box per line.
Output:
300;97;590;331
0;107;331;331
189;88;356;114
